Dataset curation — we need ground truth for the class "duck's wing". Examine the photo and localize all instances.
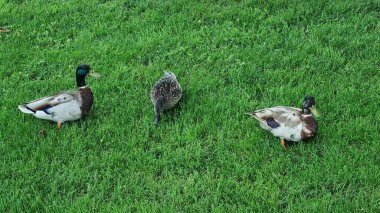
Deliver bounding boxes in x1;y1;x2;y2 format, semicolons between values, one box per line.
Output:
270;107;302;127
18;91;78;114
250;107;302;129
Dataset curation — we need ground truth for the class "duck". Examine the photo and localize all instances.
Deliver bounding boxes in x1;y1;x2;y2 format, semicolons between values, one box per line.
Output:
18;64;100;129
246;96;320;150
150;71;182;125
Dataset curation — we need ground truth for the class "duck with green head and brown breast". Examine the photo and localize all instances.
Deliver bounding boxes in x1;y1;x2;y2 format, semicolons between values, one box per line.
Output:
18;64;100;129
246;96;320;150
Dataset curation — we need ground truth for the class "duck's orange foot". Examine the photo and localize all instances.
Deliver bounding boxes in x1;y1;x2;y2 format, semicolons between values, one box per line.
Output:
280;139;286;151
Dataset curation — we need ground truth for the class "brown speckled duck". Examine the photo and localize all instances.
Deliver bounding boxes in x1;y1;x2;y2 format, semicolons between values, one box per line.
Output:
18;64;100;129
150;71;182;125
246;96;320;150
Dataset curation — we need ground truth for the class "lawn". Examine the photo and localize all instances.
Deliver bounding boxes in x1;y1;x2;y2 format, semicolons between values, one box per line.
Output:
0;0;379;211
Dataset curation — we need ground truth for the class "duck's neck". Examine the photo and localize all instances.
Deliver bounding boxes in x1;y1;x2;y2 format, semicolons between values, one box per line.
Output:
76;75;86;87
302;107;311;115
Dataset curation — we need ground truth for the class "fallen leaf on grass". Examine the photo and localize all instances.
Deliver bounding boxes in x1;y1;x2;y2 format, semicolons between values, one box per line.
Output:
0;27;11;33
38;129;47;137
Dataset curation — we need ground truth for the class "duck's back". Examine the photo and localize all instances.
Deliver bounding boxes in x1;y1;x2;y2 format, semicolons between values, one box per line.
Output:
151;72;182;110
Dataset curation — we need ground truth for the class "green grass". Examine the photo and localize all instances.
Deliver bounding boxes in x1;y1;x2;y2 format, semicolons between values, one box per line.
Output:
1;0;379;211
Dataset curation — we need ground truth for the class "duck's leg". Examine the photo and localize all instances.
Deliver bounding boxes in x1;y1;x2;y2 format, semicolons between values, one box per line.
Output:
57;122;62;129
280;139;286;151
154;113;160;126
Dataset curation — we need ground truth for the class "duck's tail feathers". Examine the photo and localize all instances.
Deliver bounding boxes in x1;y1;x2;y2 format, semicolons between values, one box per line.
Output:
164;71;177;80
245;111;263;119
246;110;273;130
245;112;256;116
17;96;52;114
246;111;262;120
18;105;36;114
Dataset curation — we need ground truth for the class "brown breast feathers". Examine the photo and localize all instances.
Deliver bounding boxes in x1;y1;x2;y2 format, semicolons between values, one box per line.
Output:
79;87;94;116
301;116;318;140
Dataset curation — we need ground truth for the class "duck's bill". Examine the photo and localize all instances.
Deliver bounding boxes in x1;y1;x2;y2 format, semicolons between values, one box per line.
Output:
88;71;100;78
310;106;320;117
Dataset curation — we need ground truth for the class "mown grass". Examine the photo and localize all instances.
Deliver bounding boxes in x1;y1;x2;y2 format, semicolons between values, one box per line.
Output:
0;0;379;211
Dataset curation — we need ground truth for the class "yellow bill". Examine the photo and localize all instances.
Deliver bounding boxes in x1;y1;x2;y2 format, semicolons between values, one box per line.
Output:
310;105;320;117
88;71;100;78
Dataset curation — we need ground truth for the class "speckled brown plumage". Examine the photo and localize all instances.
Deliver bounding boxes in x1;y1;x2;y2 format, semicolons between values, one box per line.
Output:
151;72;182;125
151;72;182;111
79;86;93;116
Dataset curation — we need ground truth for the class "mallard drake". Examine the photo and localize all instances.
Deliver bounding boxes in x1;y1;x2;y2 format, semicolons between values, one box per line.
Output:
150;71;182;125
246;96;320;150
18;64;100;129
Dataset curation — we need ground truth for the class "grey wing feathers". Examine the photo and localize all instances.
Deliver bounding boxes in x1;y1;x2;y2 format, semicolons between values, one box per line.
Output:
269;107;302;127
253;107;302;128
22;91;78;110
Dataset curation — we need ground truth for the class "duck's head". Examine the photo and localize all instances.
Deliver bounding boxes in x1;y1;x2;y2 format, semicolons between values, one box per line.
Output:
302;96;320;117
76;64;100;87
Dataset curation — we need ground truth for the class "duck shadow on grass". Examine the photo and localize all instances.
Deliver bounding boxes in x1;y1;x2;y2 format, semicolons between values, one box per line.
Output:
285;137;317;148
